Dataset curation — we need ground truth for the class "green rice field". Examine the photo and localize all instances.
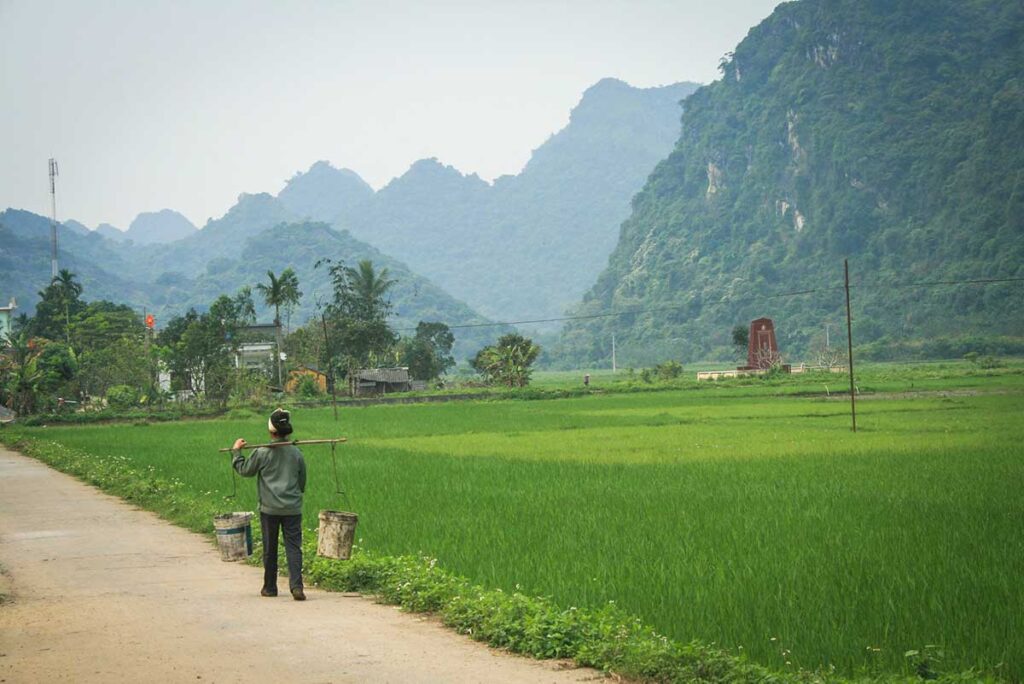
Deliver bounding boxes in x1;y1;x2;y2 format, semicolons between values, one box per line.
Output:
8;363;1024;678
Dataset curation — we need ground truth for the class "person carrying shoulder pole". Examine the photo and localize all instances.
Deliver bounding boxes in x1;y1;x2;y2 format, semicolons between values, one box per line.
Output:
231;408;307;601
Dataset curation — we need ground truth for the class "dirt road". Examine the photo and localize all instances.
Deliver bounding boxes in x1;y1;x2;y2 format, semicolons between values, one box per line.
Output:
0;447;598;683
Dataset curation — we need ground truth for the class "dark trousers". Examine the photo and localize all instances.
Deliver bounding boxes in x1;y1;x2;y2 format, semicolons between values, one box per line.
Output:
260;513;303;592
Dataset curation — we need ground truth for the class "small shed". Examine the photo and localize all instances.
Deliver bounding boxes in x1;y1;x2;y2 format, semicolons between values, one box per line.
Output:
287;365;328;394
350;367;413;397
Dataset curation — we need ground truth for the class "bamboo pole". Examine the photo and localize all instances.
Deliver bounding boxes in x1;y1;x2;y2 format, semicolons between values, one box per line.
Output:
218;438;347;452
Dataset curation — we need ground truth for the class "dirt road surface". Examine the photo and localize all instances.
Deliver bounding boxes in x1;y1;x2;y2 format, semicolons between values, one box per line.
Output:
0;446;599;683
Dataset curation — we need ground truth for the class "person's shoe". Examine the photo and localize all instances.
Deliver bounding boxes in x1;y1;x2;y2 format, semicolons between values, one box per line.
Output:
261;588;278;597
291;587;306;601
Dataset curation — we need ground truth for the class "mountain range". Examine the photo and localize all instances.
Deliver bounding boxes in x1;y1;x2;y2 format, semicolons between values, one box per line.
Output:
255;78;698;328
1;77;693;360
6;0;1019;369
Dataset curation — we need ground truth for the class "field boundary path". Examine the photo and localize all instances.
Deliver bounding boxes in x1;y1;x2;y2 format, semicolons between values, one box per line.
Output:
0;446;598;683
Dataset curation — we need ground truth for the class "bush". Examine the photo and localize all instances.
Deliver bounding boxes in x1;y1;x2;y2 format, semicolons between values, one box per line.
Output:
105;384;140;410
295;374;323;398
655;360;684;381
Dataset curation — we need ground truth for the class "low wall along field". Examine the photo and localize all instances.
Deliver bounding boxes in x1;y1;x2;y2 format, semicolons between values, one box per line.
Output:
6;364;1023;679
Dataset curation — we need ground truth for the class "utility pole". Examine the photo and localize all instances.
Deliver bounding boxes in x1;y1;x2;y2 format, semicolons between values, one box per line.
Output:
844;259;857;432
611;333;617;373
48;158;59;280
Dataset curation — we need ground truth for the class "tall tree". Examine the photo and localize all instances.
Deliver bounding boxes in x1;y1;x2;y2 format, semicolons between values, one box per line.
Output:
318;259;397;382
471;333;541;387
54;269;83;345
344;260;396;322
157;289;256;405
256;268;302;389
32;269;85;343
401;321;455;381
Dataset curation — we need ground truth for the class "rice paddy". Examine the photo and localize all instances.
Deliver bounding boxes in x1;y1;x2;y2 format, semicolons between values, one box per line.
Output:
10;363;1024;678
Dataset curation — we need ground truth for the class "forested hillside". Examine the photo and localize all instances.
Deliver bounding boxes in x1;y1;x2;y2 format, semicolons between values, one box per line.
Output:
559;0;1024;365
0;210;151;308
0;205;497;359
174;220;501;358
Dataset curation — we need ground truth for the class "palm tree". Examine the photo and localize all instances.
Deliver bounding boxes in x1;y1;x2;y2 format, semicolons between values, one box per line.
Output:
256;268;301;389
345;260;395;321
52;269;82;344
278;269;301;334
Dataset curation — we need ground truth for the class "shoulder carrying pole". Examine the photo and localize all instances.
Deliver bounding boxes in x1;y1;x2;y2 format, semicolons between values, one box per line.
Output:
218;438;347;453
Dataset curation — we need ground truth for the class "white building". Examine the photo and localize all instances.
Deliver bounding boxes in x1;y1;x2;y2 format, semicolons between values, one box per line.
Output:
0;298;17;341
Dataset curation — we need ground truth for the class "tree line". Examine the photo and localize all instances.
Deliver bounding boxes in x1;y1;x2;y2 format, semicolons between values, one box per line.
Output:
0;262;540;415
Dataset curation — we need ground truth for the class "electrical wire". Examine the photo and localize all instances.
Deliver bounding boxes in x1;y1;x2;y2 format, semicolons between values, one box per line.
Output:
393;276;1024;333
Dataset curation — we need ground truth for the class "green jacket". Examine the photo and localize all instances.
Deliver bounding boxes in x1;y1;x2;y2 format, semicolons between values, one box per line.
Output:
232;438;306;516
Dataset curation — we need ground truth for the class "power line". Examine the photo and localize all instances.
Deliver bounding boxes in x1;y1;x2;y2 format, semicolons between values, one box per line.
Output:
854;276;1024;289
395;275;1024;333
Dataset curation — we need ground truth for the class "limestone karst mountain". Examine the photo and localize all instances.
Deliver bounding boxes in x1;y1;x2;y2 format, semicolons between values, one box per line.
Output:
558;0;1024;365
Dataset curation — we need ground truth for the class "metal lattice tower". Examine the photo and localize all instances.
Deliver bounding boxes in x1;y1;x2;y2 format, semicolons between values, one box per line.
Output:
49;158;59;280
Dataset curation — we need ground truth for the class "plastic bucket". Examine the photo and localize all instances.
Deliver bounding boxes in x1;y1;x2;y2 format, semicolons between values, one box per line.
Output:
317;510;358;560
213;512;253;561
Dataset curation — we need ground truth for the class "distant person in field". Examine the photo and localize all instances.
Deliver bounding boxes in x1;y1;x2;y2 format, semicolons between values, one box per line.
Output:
231;408;307;601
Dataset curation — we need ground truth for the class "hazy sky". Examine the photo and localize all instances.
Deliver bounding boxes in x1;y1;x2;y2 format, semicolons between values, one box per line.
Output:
1;0;781;229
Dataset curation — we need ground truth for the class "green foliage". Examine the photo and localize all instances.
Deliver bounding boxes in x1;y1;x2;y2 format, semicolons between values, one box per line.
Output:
105;384;140;410
471;334;541;387
228;370;272;407
977;355;1003;369
859;335;1024;362
69;301;143;354
732;324;749;359
655;360;683;380
560;0;1024;366
256;267;302;387
318;258;398;374
156;288;255;405
34;341;77;395
77;337;155;400
400;321;455;381
28;270;85;343
255;267;301;327
294;374;322;399
0;331;42;414
307;551;778;680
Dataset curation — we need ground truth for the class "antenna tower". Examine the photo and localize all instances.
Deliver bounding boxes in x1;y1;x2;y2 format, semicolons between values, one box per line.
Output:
49;158;59;279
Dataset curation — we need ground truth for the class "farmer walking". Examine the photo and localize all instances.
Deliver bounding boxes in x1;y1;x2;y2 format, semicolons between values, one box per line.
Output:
231;408;307;600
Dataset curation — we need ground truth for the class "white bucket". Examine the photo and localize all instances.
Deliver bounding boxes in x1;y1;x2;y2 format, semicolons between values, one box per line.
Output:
317;510;358;560
213;512;253;561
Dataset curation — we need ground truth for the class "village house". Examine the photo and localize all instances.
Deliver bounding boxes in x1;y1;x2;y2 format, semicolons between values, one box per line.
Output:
0;297;17;340
349;367;426;397
232;323;279;371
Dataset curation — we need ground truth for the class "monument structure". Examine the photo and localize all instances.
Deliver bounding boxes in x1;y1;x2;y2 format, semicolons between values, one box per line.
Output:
740;317;789;371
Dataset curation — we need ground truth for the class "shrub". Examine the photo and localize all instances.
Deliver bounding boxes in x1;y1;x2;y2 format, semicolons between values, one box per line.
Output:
105;384;140;410
295;374;323;398
655;360;684;381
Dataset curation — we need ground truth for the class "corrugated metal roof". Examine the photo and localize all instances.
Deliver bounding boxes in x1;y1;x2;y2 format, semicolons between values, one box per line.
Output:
356;368;411;383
